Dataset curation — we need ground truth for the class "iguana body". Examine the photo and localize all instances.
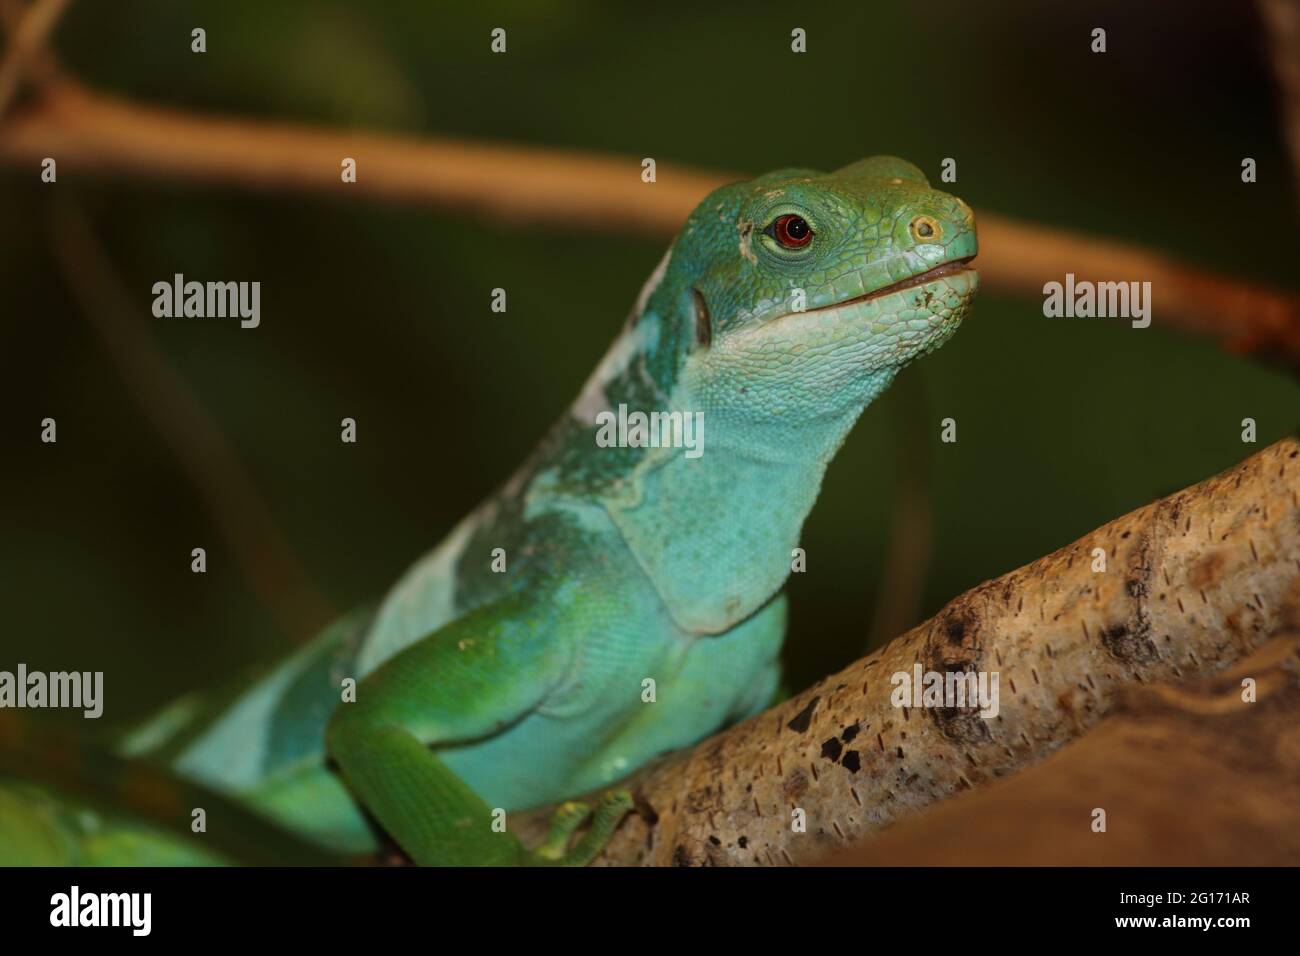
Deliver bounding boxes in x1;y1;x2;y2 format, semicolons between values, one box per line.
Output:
1;157;978;865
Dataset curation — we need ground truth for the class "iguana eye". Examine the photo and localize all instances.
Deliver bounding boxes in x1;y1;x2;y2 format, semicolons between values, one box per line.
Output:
766;214;813;249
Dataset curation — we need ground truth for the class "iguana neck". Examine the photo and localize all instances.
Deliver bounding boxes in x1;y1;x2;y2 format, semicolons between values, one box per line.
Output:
599;370;896;635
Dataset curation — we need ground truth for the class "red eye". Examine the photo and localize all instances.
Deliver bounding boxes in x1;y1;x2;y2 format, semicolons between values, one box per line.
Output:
769;214;813;249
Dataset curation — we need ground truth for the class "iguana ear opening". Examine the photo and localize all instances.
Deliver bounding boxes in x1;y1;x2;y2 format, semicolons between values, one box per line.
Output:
692;288;712;349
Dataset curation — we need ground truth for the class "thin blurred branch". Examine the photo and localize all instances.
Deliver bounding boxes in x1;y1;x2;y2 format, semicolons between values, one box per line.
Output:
2;2;335;645
1258;0;1300;200
865;371;933;652
0;0;67;115
45;198;335;643
2;82;1299;370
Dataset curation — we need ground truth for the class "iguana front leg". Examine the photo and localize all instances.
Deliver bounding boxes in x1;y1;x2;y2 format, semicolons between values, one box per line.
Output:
325;594;630;866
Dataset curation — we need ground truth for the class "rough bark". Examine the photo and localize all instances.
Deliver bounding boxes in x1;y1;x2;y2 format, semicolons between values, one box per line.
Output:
529;436;1300;865
820;629;1300;866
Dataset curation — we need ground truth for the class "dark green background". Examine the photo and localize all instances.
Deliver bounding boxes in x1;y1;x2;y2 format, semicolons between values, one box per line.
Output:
2;0;1297;722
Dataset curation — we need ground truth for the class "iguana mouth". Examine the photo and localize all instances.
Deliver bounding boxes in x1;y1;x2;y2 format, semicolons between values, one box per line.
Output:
813;255;977;312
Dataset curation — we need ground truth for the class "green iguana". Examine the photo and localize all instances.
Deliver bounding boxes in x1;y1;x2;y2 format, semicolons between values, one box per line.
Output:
0;157;979;865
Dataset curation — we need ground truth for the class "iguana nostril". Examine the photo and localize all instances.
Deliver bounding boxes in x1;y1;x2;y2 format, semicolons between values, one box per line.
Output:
911;216;939;241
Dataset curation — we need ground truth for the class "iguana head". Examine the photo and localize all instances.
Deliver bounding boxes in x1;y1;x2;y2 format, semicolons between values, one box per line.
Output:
629;156;978;429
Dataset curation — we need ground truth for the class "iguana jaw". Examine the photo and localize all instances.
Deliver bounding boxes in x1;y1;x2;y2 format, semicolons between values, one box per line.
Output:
804;254;978;315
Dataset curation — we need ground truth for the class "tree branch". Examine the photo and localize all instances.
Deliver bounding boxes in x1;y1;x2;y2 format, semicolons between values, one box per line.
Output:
3;82;1299;369
0;0;68;116
820;629;1300;865
520;436;1300;865
1258;0;1300;202
45;198;335;644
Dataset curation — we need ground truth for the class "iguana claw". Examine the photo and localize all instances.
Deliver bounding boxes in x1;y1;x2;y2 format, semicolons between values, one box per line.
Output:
528;790;633;866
